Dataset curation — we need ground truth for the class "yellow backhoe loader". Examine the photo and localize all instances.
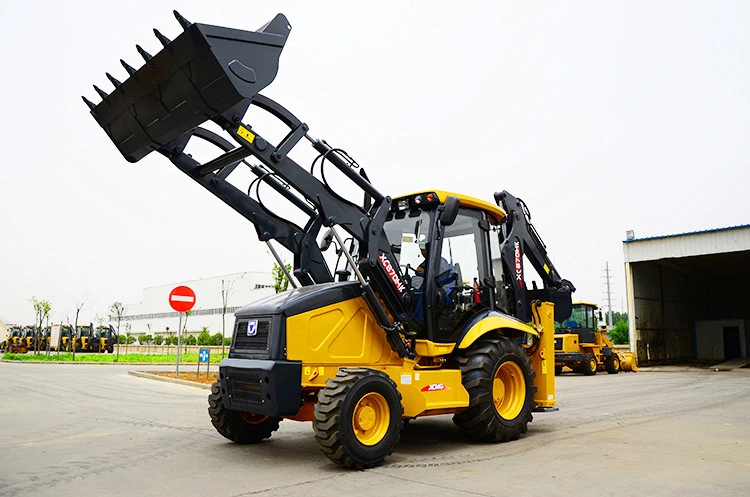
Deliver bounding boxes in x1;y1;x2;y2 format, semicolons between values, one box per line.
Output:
74;324;94;352
85;11;576;468
1;325;25;353
554;302;637;375
92;325;118;353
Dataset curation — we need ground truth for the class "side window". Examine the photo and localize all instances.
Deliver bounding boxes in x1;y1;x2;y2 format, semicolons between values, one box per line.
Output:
434;209;487;341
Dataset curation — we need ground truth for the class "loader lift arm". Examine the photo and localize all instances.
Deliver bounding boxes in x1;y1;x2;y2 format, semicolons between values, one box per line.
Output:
494;191;576;323
83;11;415;357
165;126;332;286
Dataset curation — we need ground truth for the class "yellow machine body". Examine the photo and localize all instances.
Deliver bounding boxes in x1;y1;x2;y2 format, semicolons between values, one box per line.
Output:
283;297;557;420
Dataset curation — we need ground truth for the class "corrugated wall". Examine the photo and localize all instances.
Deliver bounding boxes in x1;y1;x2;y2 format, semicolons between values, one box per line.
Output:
631;262;701;363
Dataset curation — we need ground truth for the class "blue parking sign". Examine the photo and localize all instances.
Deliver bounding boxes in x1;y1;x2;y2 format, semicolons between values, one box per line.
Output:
199;348;210;363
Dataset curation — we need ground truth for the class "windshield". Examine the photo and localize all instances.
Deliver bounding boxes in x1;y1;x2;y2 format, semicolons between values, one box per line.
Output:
564;305;594;329
383;210;432;276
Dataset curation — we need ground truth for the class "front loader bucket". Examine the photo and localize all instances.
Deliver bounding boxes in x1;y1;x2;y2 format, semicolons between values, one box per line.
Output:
83;11;291;163
619;352;638;372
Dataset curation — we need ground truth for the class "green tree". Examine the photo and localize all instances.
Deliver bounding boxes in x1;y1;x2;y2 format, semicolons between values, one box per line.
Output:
612;311;628;324
197;330;211;346
272;262;292;293
153;335;164;345
184;335;197;346
30;297;52;354
610;320;629;344
181;309;193;334
109;302;125;333
210;332;224;346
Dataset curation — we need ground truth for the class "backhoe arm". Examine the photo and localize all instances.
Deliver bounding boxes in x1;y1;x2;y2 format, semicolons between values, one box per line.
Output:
494;191;575;322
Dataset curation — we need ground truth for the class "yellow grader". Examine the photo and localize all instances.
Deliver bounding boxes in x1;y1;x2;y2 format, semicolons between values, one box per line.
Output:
84;11;577;468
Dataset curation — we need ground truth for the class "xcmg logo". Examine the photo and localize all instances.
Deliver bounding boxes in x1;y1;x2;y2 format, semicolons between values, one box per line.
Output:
514;241;523;287
378;253;405;293
420;383;449;392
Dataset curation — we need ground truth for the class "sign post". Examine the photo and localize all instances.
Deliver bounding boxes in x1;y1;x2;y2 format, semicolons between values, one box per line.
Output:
198;348;210;379
169;286;196;378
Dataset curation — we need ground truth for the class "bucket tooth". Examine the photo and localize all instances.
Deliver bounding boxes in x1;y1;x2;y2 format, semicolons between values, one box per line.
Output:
136;44;156;68
153;28;174;53
120;59;138;79
82;96;96;111
174;11;191;30
106;73;124;94
93;85;110;104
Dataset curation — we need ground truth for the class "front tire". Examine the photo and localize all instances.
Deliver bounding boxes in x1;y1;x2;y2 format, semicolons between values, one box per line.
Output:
207;381;281;444
605;353;621;374
453;336;536;443
314;368;403;469
581;353;598;376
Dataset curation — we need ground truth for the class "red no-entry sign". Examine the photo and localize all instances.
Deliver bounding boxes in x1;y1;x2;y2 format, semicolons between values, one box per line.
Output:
169;286;196;313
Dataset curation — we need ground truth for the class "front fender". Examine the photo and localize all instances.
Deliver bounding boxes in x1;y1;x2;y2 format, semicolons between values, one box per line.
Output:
456;310;537;349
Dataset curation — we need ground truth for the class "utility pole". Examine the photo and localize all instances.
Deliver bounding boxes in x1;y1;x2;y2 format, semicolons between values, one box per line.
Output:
602;262;614;330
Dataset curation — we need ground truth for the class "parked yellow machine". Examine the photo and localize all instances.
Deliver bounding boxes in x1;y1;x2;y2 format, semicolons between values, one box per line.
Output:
74;324;94;352
92;325;117;353
20;325;37;351
554;302;637;375
85;11;576;468
1;325;25;352
48;324;75;352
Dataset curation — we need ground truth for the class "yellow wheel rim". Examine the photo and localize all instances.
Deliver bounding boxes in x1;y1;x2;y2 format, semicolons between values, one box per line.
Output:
353;392;390;446
239;412;268;425
590;358;597;371
492;361;525;420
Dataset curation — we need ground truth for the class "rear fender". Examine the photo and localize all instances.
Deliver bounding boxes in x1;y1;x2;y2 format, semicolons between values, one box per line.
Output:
456;310;537;349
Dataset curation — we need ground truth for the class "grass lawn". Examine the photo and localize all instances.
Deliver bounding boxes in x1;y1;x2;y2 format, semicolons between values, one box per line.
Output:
2;352;225;364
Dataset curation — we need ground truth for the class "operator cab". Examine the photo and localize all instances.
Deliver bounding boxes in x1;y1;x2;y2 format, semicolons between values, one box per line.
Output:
558;302;601;344
383;191;509;343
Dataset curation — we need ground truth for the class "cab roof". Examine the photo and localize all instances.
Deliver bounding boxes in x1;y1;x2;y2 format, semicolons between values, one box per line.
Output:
573;302;599;308
394;190;506;223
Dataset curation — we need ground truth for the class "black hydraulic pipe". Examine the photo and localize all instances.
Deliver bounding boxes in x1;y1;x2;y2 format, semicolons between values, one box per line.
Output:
311;140;385;205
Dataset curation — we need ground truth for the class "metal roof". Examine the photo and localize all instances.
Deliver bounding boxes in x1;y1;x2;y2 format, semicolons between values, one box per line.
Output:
622;224;750;263
623;224;750;243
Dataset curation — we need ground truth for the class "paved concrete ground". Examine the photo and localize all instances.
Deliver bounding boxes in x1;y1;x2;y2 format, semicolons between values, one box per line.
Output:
1;362;748;497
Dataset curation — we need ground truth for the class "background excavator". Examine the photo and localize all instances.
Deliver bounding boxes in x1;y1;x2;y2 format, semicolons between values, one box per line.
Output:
84;11;575;469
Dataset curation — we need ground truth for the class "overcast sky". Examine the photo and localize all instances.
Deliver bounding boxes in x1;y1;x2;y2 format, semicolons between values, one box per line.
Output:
1;1;748;325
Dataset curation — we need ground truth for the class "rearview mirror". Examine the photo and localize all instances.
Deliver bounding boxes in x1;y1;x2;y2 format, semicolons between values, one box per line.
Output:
439;196;460;227
319;229;334;251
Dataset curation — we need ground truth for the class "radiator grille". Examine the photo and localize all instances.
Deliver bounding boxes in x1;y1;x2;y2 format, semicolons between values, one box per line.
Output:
232;319;271;353
227;371;263;404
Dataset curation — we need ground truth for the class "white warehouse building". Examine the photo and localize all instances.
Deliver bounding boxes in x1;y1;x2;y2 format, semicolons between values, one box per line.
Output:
623;225;750;365
121;271;275;340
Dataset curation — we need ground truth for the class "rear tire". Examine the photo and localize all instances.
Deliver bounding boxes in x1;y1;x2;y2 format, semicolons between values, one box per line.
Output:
581;353;597;376
453;336;536;443
605;353;621;374
314;368;403;469
554;365;563;376
207;381;281;444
